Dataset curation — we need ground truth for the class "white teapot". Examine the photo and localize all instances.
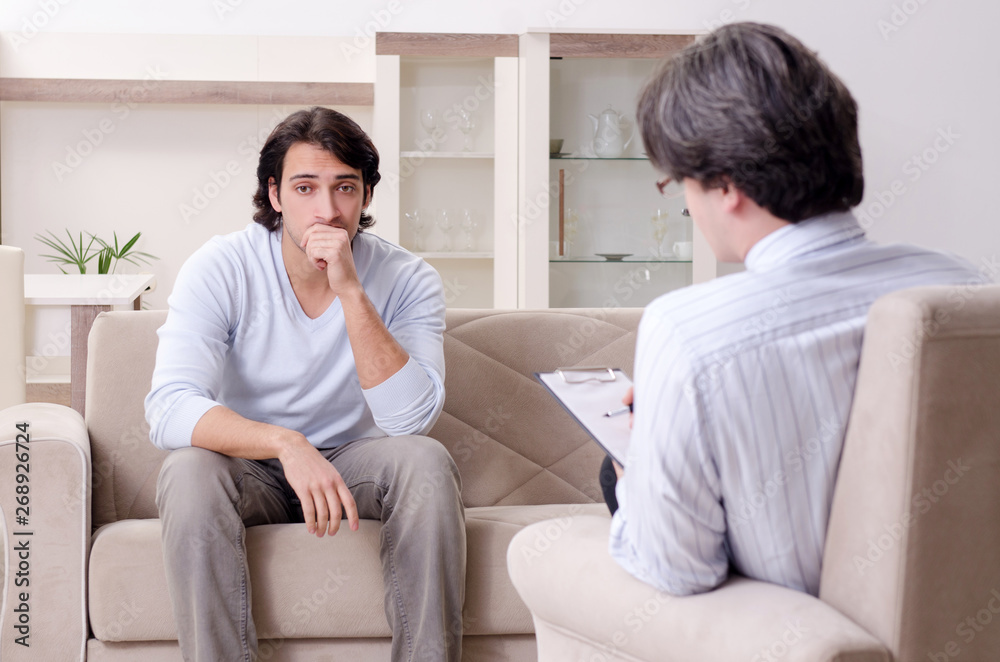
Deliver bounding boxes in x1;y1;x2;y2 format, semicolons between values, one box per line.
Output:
588;105;635;158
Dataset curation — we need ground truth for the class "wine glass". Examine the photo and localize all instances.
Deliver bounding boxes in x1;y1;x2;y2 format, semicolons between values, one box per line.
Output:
404;210;426;252
418;108;439;151
650;209;668;258
562;208;579;258
455;107;477;152
459;209;477;251
436;209;455;251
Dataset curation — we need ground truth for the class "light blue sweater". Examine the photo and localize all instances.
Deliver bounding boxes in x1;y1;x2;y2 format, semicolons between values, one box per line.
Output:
145;223;446;452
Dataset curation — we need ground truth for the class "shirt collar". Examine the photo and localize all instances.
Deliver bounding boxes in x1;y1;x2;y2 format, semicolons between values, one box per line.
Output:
744;211;866;272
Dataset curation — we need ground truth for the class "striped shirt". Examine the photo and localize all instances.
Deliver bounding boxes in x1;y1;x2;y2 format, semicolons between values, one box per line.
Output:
609;211;985;596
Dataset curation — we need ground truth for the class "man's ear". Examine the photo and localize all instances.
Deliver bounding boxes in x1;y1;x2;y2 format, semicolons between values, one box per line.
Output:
267;176;282;213
363;185;372;209
719;177;742;214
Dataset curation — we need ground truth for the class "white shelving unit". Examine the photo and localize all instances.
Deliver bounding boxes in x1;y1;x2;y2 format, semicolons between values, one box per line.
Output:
374;34;519;309
518;30;716;309
375;31;714;310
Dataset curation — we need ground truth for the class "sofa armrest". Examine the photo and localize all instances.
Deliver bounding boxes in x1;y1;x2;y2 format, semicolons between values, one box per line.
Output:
1;403;90;662
507;515;890;662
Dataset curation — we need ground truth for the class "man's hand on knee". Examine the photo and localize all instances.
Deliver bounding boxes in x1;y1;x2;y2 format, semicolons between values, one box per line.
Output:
278;438;359;537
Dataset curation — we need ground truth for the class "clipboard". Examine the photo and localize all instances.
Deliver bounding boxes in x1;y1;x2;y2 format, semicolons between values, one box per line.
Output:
534;367;632;466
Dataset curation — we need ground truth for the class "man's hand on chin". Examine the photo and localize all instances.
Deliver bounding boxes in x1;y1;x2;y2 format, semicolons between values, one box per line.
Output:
300;224;362;296
278;434;359;538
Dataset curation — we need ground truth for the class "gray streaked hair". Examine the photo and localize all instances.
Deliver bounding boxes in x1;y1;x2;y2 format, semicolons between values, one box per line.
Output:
638;22;864;223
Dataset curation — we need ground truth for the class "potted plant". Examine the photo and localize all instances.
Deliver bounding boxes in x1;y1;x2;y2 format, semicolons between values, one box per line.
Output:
35;230;157;274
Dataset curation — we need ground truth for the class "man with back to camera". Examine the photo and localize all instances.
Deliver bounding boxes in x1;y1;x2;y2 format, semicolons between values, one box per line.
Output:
602;22;984;596
145;107;465;661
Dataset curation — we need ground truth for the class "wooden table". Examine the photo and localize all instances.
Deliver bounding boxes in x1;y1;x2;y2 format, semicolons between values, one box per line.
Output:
24;274;156;416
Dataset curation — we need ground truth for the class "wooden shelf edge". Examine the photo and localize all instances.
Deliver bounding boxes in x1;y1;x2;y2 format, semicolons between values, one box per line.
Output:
376;32;518;57
0;78;375;106
550;33;696;59
400;151;494;159
417;252;493;259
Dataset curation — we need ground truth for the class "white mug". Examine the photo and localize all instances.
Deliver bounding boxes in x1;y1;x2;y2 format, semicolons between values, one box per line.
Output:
673;241;694;260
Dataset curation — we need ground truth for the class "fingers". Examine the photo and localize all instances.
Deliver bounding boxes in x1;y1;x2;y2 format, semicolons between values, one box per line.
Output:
299;489;317;535
623;386;635;429
314;488;331;537
323;490;340;537
340;483;360;532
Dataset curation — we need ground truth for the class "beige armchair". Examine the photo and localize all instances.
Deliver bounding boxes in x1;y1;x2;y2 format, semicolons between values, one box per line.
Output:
0;245;26;410
508;285;1000;661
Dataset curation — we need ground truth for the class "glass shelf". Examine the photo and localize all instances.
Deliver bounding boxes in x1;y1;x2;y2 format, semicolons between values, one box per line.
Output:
550;258;691;263
417;252;493;259
400;151;494;159
550;154;648;161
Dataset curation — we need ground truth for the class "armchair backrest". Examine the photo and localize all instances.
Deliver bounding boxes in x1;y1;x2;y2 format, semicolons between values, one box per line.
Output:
0;245;26;410
820;285;1000;660
85;308;641;530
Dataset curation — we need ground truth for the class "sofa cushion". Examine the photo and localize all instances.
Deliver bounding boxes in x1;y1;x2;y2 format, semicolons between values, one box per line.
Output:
85;309;641;530
509;516;891;662
88;503;609;642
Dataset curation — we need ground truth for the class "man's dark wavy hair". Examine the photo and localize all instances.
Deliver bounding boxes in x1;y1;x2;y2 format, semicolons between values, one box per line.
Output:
252;107;381;232
637;22;864;222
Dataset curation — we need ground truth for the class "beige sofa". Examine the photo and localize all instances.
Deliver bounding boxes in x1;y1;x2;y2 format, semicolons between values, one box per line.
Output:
0;307;642;661
508;286;1000;661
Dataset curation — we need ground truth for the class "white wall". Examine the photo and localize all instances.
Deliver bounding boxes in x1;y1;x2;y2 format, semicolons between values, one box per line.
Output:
2;0;997;312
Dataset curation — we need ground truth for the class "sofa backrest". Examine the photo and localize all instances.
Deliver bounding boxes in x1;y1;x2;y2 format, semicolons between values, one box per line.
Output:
85;308;641;530
0;245;25;410
819;285;1000;660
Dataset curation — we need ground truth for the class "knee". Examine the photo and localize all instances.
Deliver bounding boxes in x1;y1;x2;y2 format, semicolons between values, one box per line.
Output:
156;446;237;514
388;436;463;502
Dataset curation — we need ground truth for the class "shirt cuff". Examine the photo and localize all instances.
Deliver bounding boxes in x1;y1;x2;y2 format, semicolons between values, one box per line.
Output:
155;395;220;451
361;356;435;421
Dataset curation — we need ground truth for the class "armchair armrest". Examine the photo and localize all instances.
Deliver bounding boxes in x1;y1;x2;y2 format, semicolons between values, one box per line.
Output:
1;403;90;662
507;515;890;662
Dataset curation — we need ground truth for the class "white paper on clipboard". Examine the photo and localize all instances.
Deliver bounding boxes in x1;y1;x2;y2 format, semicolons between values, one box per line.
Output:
535;369;632;466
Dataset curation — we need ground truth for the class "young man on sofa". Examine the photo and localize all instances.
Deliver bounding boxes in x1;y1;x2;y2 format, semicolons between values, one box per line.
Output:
145;107;465;662
605;22;979;597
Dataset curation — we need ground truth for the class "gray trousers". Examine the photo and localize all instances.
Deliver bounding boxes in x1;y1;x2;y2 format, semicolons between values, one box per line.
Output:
155;435;466;662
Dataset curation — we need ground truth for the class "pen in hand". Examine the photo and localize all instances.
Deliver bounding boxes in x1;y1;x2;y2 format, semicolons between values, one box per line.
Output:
603;403;634;418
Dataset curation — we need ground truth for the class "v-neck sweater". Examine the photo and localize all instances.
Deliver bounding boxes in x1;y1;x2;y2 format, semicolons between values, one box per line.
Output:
145;222;446;451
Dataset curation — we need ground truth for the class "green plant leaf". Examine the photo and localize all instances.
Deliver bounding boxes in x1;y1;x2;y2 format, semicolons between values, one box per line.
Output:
97;247;113;274
119;232;141;256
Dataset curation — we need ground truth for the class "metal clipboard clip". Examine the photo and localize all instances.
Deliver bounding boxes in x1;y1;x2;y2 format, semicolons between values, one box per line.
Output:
555;366;617;384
